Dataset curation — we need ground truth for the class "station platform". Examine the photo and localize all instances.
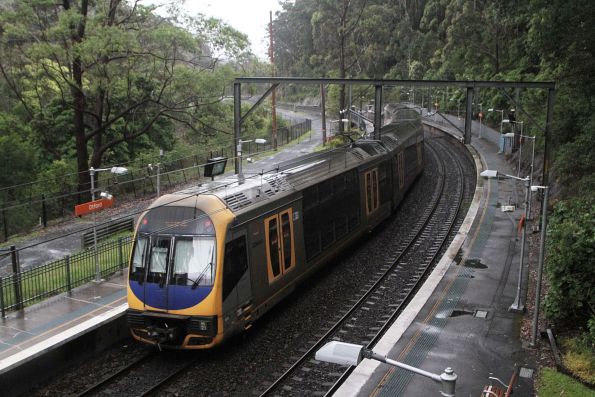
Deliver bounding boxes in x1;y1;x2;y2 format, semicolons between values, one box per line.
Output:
337;117;536;396
0;111;536;397
0;274;127;386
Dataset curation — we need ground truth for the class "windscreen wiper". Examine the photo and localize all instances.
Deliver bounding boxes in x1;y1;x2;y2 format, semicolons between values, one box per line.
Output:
190;263;212;290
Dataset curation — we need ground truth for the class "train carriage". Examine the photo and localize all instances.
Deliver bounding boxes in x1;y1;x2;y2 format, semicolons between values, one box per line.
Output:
127;107;424;349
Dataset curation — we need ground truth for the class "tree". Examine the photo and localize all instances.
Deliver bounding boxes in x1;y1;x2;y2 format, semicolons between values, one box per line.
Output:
0;0;249;197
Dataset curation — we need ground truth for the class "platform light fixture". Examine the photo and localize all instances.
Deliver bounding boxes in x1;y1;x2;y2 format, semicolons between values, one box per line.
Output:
237;138;266;183
315;341;457;396
89;166;128;282
481;169;530;313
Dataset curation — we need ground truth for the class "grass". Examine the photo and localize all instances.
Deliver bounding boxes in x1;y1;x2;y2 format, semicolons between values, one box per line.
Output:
537;368;595;397
1;235;132;309
560;336;595;384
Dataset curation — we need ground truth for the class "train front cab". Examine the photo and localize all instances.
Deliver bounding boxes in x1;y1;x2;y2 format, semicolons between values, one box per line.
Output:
126;194;240;349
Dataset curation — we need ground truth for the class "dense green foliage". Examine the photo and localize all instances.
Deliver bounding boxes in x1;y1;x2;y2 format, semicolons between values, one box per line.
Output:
0;0;253;194
0;0;592;335
273;0;594;334
545;197;595;331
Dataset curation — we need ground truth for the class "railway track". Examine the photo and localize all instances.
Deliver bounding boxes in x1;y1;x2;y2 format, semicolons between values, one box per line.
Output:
259;135;470;396
34;132;475;397
74;350;198;397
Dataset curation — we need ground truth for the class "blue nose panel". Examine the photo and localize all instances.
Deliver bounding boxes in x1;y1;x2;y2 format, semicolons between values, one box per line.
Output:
130;281;212;310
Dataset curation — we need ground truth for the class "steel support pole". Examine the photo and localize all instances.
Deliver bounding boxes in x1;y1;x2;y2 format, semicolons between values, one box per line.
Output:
90;168;101;283
321;84;327;145
233;83;242;175
542;89;555;186
527;137;536;219
464;87;474;144
509;178;530;313
531;186;549;346
10;245;23;310
374;85;383;140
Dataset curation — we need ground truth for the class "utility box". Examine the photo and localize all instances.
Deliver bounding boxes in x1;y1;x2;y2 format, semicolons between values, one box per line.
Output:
204;157;227;179
503;133;515;154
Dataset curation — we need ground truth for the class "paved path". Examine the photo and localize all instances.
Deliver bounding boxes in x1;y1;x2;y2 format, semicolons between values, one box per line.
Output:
0;108;329;274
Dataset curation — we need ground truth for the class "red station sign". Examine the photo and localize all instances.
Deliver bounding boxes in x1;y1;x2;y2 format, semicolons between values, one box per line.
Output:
75;197;114;217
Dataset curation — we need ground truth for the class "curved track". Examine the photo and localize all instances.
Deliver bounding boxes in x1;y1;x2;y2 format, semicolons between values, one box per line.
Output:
259;136;469;396
33;132;476;397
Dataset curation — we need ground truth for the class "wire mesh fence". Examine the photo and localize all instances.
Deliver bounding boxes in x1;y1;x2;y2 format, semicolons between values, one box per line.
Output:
0;119;312;241
0;119;313;314
0;236;132;316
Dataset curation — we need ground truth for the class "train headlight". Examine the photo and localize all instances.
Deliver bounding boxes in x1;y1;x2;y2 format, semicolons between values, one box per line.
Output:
188;315;217;336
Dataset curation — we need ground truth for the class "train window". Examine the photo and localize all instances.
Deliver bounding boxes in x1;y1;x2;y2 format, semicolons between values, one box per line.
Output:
372;169;379;209
172;236;216;287
321;222;335;248
365;172;372;213
379;163;387;183
280;211;294;271
147;237;170;284
222;236;248;301
365;169;379;214
303;186;318;210
398;152;405;189
304;230;321;260
318;180;332;203
335;215;348;239
333;174;346;194
130;235;148;282
265;209;295;283
266;216;281;280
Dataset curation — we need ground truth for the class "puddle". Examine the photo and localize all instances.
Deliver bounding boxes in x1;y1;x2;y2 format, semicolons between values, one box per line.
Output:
449;310;474;317
463;258;487;269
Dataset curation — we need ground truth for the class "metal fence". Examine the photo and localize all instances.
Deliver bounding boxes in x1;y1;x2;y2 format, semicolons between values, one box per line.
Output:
0;119;312;241
0;236;132;316
0;119;314;314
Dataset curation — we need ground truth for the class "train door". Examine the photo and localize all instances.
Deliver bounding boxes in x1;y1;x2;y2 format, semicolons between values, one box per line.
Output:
222;231;252;330
264;208;296;283
145;235;171;310
398;151;405;189
364;169;379;215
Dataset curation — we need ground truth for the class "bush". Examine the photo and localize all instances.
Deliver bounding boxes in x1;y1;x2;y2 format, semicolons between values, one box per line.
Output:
545;196;595;329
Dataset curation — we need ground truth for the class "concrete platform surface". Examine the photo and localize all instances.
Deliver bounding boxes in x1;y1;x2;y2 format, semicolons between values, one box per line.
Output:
337;116;536;396
0;274;127;375
0;110;536;397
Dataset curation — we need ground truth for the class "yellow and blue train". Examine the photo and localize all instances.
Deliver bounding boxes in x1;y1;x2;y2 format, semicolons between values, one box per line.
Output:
126;108;424;349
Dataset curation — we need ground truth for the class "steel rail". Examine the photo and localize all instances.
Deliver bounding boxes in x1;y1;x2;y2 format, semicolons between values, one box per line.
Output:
74;351;156;397
325;137;467;396
260;137;467;396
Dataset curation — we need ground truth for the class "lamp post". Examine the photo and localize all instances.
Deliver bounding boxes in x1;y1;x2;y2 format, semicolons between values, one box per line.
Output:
237;138;266;183
316;341;457;396
530;185;549;346
488;108;504;153
480;169;530;312
89;166;128;282
512;122;524;176
148;149;164;198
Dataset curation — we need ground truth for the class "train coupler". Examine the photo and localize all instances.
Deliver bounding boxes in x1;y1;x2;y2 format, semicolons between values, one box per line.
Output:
146;324;178;344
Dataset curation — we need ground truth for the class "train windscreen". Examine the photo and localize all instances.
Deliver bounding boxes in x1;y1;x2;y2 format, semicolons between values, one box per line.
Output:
130;206;217;287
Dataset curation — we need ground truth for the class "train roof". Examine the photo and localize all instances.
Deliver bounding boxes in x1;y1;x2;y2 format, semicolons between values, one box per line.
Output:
166;116;422;215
